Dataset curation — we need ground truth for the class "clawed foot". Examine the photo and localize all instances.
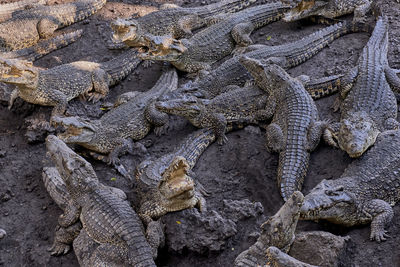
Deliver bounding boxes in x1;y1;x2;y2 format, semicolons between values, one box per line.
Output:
48;242;71;256
154;123;169;136
87;92;105;103
142;60;154;68
217;135;228;145
370;229;390;242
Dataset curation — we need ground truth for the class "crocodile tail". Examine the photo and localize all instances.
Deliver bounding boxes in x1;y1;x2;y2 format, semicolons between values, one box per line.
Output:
1;30;83;61
101;49;142;86
305;74;344;100
0;0;45;22
278;149;310;201
44;0;106;28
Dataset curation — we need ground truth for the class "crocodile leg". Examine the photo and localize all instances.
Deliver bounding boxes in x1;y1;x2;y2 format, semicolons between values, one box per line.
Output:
49;222;82;256
208;112;228;145
362;199;394;242
265;123;284;153
88;68;110;102
306;120;328;151
383;117;400;130
58;200;81;228
37;18;59;39
385;67;400;92
49;91;70;118
231;22;255;46
323;122;340;148
107;138;134;165
8;89;18;110
145;220;165;258
144;102;170;136
177;15;202;37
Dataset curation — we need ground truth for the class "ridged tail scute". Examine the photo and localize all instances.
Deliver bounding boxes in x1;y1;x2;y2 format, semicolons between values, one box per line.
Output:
305;74;344;100
2;30;83;61
278;149;310;201
102;49;142;86
175;129;216;169
197;0;263;18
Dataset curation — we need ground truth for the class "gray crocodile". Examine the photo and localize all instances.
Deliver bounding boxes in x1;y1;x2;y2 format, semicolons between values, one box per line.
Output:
0;0;105;51
324;16;400;158
0;48;141;117
301;129;400;242
156;85;270;145
234;191;304;266
111;0;266;48
266;246;317;267
53;67;177;165
177;19;372;99
241;57;327;201
139;2;291;73
44;135;156;266
282;0;373;22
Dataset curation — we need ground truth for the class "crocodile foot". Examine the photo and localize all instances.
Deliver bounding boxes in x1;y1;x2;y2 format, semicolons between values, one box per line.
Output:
48;241;71;256
370;229;390;243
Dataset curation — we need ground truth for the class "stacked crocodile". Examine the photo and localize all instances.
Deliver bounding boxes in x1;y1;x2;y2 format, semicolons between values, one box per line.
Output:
2;0;400;266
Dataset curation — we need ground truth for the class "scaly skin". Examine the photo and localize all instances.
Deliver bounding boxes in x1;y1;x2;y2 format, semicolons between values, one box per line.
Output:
0;48;140;117
324;16;400;158
156;85;270;145
177;20;372;99
53;67;177;165
282;0;372;22
45;135;156;266
301;130;400;242
0;0;105;51
0;0;46;23
111;0;266;48
266;246;317;267
234;191;304;266
241;58;327;201
135;129;213;254
139;3;291;73
1;30;83;61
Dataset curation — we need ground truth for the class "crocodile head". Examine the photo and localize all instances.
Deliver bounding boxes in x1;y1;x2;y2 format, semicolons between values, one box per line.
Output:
0;57;39;86
300;178;357;225
283;0;331;21
155;95;204;119
260;191;304;248
337;112;379;158
111;18;147;47
52;116;98;148
137;156;203;220
138;35;187;61
46;135;98;194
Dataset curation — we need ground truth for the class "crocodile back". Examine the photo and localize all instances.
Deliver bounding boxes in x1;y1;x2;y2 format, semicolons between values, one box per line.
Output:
341;17;397;129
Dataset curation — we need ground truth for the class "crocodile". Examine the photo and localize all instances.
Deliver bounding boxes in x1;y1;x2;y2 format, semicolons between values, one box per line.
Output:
44;135;156;266
1;30;83;61
176;19;372;99
266;246;317;267
241;57;327;201
155;85;271;144
0;0;105;51
52;67;177;165
323;16;400;158
282;0;373;22
0;0;46;23
139;2;291;73
111;0;268;48
234;191;304;266
0;48;141;117
301;129;400;242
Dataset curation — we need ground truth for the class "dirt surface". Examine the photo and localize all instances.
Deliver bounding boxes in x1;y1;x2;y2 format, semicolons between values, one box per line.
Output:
1;0;400;266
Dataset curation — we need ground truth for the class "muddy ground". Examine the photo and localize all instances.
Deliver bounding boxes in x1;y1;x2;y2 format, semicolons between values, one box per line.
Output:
1;0;400;266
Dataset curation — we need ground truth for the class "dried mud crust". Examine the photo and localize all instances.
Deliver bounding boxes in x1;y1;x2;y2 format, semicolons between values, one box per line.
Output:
0;0;400;266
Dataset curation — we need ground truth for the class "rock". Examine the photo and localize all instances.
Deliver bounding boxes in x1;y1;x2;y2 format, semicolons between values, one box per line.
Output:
222;199;264;222
0;228;6;239
289;231;351;267
164;209;237;254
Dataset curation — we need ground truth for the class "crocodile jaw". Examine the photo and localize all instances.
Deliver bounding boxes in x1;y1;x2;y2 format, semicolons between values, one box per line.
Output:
337;114;379;158
53;116;97;145
261;191;304;248
283;0;329;21
110;18;145;47
139;35;186;61
0;57;38;86
155;97;202;118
